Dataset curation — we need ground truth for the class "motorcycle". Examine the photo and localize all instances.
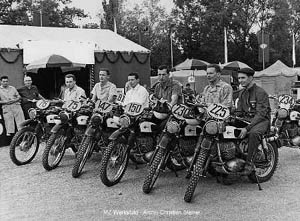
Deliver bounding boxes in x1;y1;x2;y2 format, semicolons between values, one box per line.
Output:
270;94;300;148
142;101;205;194
42;100;91;171
99;100;168;187
183;103;280;203
71;100;123;178
9;99;62;165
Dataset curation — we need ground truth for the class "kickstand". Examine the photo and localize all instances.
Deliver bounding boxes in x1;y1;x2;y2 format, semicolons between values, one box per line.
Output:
171;163;179;177
254;172;263;191
135;163;139;170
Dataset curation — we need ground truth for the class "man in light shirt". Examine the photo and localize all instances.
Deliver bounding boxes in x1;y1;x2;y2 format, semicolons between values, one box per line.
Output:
0;76;25;136
123;72;149;108
91;69;117;102
63;74;86;102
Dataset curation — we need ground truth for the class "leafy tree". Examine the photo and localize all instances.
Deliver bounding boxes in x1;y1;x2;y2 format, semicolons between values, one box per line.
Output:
0;0;87;27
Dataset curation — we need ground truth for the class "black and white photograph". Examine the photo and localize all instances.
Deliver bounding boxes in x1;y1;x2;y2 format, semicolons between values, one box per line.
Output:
1;0;300;220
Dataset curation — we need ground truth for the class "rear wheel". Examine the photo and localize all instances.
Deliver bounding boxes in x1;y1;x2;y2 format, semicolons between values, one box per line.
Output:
248;141;278;183
99;141;129;186
9;127;39;165
42;130;67;171
142;148;166;194
72;136;94;178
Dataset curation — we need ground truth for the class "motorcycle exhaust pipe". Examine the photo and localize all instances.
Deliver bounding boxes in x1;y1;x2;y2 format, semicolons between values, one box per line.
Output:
266;134;279;142
291;136;300;146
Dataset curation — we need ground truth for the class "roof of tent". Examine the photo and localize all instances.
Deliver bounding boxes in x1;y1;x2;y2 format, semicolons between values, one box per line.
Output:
254;60;297;77
170;70;207;77
0;25;150;53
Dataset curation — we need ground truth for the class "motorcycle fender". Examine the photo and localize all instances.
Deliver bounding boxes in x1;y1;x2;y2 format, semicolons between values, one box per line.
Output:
157;134;172;149
84;126;97;136
108;127;128;142
139;121;155;133
20;119;37;128
184;125;198;136
50;124;65;133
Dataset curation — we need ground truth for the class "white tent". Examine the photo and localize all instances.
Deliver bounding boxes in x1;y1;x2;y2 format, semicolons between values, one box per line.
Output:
254;60;297;95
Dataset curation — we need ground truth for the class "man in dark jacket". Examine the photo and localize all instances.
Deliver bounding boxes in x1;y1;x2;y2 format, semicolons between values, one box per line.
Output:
18;75;44;119
236;67;271;175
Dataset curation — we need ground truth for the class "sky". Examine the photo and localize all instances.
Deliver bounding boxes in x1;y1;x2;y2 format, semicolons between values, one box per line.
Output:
70;0;174;26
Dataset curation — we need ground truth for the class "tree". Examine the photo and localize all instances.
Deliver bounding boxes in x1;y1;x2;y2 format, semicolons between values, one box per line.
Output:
0;0;87;27
102;0;182;69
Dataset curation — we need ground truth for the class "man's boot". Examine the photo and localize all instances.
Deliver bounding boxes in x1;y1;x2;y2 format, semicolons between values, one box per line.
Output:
239;161;255;176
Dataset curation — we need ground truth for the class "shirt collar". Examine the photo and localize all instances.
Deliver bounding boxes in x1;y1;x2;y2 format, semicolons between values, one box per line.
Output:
69;85;77;92
131;84;140;90
208;79;222;88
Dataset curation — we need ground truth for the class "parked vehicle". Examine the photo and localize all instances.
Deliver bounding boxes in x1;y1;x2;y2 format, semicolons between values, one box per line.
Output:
99;101;168;187
270;94;300;148
142;102;205;194
72;100;122;178
183;103;280;203
42;100;91;170
9;99;62;165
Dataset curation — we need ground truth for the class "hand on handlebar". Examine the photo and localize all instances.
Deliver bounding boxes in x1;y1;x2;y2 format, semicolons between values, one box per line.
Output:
238;128;247;139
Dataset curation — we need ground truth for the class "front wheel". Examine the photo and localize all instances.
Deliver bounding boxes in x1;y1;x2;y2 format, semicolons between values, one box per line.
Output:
248;141;279;183
42;130;67;171
99;141;129;187
142;147;166;194
9;127;39;166
72;136;94;178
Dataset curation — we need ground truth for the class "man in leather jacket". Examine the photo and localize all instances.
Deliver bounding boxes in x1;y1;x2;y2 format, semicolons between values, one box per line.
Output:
236;67;271;175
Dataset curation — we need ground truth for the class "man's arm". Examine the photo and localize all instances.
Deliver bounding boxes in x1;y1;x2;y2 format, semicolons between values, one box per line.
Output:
170;83;182;106
246;90;270;131
220;84;233;107
108;85;117;103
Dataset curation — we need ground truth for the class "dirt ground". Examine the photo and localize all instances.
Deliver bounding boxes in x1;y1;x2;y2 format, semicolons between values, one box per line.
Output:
1;144;300;221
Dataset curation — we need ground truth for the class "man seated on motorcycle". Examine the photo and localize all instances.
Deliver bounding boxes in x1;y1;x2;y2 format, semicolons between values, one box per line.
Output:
201;64;233;107
236;67;271;175
123;72;149;108
91;68;117;103
63;74;87;103
153;65;182;106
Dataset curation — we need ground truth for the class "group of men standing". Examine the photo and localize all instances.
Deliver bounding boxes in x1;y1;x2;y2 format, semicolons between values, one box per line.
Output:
0;63;270;175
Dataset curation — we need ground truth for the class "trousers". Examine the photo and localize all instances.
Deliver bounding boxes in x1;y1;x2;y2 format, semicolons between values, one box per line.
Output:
246;120;270;162
2;104;25;134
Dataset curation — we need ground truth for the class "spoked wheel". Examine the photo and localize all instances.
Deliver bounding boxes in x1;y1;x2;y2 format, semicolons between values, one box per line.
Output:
9;127;39;166
72;136;94;178
42;131;67;171
248;142;278;183
99;141;129;187
142;148;166;194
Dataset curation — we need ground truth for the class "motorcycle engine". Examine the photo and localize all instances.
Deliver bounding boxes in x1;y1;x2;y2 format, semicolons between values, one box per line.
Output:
136;136;154;153
219;141;237;161
281;121;300;145
179;138;197;156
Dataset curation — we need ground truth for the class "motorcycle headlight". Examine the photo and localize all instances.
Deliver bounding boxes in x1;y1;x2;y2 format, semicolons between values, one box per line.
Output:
277;108;288;119
91;113;103;126
204;120;219;135
166;120;180;134
28;108;37;119
58;111;69;124
119;115;130;128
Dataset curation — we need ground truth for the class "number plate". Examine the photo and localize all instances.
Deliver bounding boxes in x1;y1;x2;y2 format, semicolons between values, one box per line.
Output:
116;93;125;103
95;100;114;113
63;100;81;112
171;104;190;120
207;103;230;120
278;94;295;109
124;102;144;116
36;100;50;110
